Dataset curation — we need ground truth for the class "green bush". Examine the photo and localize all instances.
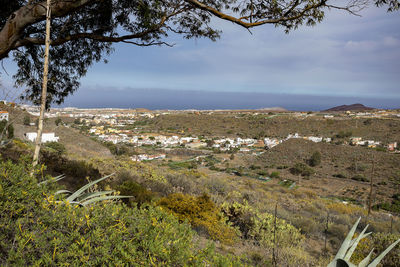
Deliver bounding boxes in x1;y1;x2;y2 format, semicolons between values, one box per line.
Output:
351;175;369;182
0;160;240;266
221;202;304;248
351;233;400;267
44;141;66;155
308;151;321;167
23;115;31;126
0;120;14;139
290;163;314;177
157;193;238;244
116;180;154;207
270;171;280;178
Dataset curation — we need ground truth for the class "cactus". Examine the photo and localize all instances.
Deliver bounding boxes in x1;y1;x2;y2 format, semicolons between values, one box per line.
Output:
327;217;400;267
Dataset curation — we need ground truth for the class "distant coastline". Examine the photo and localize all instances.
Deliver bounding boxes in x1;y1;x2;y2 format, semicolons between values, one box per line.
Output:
60;87;400;111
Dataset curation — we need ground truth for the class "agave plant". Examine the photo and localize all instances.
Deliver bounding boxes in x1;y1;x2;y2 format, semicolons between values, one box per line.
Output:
41;173;131;206
327;217;400;267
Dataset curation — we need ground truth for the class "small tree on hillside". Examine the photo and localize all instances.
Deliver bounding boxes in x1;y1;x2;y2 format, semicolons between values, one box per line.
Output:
55;117;62;126
308;151;321;167
23;115;31;126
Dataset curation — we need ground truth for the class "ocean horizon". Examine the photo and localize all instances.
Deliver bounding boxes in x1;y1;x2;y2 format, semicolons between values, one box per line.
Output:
60;87;400;111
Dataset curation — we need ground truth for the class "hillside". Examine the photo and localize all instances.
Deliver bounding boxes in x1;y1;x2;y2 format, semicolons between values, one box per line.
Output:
145;112;400;141
1;105;400;266
3;105;112;159
324;103;374;112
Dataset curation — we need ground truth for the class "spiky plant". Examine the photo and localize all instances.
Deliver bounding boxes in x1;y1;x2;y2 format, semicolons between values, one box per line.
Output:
41;173;131;206
327;217;400;267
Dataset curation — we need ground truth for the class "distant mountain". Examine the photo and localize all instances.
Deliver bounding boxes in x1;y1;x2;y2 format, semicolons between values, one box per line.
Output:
324;103;374;112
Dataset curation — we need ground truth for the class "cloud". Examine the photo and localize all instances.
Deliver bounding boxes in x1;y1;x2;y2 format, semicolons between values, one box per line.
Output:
383;36;400;47
344;40;378;51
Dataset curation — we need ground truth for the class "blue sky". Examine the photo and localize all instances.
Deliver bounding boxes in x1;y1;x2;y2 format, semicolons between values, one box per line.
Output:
1;4;400;110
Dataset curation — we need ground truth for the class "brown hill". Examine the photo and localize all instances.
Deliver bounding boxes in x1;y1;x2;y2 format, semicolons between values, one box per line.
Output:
324;103;374;112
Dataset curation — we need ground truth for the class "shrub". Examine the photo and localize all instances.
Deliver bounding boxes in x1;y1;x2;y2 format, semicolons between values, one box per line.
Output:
23;115;31;125
291;216;321;236
0;160;240;266
290;163;314;177
347;162;367;172
206;178;227;196
270;171;280;178
308;151;321;167
157;193;237;244
221;202;304;248
116;180;154;207
0;120;13;139
257;170;268;176
44;141;66;155
351;233;400;267
333;173;347;178
55;117;62;126
351;175;369;182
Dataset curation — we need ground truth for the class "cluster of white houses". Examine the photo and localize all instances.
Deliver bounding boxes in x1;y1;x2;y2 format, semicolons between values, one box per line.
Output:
130;154;166;162
24;132;59;143
264;133;332;149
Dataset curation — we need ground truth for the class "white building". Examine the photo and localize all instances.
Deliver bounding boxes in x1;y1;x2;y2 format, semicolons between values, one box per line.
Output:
25;132;59;143
0;111;9;121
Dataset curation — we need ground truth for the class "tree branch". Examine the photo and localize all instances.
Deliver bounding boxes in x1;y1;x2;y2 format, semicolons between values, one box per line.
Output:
0;0;99;59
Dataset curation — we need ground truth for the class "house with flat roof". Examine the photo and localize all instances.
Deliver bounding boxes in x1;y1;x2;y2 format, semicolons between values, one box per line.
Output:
24;132;59;143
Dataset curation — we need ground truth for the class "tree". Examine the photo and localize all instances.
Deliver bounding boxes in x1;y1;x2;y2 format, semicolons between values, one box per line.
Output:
308;151;321;167
55;117;62;126
23;115;31;126
0;120;14;140
0;0;398;106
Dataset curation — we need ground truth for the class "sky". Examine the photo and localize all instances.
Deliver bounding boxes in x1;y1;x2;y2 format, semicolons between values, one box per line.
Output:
1;3;400;110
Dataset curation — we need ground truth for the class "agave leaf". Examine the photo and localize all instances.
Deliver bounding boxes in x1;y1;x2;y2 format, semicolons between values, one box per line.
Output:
358;249;374;267
81;195;131;206
38;174;65;185
368;238;400;267
78;191;114;202
55;189;72;195
66;173;114;202
345;225;369;261
334;217;361;260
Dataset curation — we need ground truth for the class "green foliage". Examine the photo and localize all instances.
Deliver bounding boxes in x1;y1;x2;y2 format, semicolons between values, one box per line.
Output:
347;162;367;172
270;171;280;178
23;115;31;126
351;175;369;182
334;131;352;139
329;218;400;267
308;151;321;167
290;163;314;176
158;193;238;244
0;120;13;139
0;160;240;266
102;141;130;156
168;160;197;170
55;117;62;126
352;233;400;267
44;141;66;155
363;118;372;125
221;202;304;248
116;180;154;207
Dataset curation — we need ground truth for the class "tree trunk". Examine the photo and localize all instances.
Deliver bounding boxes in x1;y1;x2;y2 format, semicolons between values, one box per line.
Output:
32;0;51;169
